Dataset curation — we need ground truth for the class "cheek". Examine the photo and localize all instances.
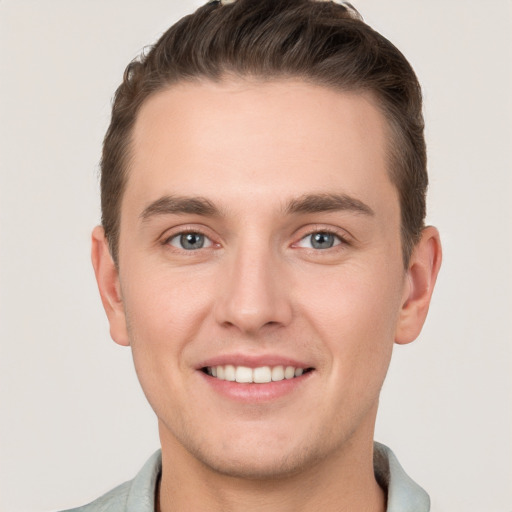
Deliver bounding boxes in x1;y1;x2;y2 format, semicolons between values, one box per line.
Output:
120;269;215;420
297;263;403;376
120;266;214;366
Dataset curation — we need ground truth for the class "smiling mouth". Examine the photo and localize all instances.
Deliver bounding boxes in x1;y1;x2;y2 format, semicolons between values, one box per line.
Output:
202;365;313;383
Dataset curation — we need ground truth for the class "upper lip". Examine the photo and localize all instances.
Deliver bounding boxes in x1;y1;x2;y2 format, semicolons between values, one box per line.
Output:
197;354;313;370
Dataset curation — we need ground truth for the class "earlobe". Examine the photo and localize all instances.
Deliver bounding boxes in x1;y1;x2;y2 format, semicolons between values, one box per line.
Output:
395;226;442;345
91;226;130;346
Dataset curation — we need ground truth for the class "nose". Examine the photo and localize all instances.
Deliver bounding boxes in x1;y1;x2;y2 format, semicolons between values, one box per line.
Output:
214;243;293;335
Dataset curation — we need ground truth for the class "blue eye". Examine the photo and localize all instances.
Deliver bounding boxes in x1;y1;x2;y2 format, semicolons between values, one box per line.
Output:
168;232;212;250
298;232;342;250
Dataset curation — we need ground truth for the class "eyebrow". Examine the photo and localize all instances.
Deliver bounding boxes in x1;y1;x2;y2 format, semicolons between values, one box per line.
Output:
285;193;375;216
140;195;220;221
139;192;374;222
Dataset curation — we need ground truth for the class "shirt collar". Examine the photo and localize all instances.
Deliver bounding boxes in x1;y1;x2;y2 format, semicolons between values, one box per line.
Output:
374;442;430;512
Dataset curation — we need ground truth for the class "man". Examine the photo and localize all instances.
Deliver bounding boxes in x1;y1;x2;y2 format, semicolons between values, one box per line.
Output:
68;0;442;510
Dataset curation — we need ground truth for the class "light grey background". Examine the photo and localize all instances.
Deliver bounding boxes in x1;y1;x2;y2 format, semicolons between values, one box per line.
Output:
1;1;511;511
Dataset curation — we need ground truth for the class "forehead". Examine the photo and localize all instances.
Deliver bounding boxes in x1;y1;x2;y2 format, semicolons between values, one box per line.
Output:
125;79;396;215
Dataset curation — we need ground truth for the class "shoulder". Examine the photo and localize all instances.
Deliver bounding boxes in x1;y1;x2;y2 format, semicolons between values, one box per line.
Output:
58;450;162;512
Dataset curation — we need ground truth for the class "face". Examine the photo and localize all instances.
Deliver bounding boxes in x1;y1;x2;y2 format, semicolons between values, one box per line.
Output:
103;80;415;478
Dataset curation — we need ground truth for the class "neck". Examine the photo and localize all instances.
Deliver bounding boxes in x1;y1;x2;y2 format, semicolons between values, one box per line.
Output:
156;424;386;512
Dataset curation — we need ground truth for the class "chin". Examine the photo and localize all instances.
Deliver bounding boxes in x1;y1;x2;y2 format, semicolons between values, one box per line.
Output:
193;444;322;480
171;423;338;481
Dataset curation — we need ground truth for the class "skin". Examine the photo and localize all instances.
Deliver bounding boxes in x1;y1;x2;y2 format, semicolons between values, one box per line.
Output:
92;80;441;512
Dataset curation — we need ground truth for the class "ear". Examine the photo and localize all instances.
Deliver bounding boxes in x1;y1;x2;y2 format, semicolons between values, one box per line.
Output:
91;226;130;346
395;226;442;345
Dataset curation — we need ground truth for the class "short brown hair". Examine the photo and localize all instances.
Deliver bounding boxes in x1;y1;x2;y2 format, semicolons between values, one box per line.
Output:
101;0;427;266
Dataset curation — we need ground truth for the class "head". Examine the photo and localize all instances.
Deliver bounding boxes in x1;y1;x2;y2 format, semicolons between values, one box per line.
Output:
101;0;427;268
92;0;441;484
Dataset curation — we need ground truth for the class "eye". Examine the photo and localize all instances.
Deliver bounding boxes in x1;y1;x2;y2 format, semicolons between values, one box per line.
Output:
297;232;342;250
167;232;213;250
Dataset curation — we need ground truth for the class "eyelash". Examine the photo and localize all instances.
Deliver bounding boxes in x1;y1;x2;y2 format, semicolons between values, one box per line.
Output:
163;227;216;251
294;228;350;251
162;226;350;253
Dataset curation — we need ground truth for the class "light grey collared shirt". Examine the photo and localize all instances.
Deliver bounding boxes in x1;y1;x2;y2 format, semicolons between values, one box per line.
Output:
61;442;430;512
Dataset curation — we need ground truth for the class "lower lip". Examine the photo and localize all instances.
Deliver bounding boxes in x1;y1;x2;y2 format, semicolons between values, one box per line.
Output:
199;371;313;402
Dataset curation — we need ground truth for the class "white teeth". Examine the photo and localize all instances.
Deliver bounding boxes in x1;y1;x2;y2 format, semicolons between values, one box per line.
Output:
271;365;284;381
206;364;308;383
253;366;272;383
235;366;253;383
224;364;236;382
284;366;295;379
